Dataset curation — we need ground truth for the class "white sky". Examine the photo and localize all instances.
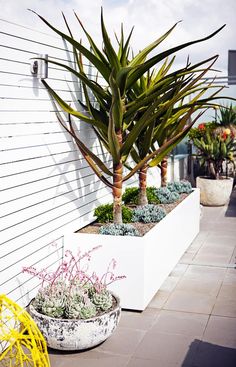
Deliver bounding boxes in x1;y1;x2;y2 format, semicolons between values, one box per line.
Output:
1;0;235;74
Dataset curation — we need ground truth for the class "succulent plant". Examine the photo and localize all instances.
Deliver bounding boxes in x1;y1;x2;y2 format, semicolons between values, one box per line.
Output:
23;247;125;320
41;296;65;318
132;204;166;223
167;181;192;194
92;290;113;311
99;223;140;236
154;187;180;204
189;123;236;179
65;299;97;319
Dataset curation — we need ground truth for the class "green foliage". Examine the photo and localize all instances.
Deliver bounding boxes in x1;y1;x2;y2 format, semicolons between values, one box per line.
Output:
188;122;218;140
154;187;180;204
132;204;166;223
217;104;236;126
167;180;192;194
122;187;139;205
189;124;236;179
99;223;140;236
32;10;230;194
122;186;160;205
94;203;132;223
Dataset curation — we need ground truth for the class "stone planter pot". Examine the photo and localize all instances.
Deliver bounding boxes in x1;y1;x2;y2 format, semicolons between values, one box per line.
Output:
28;294;121;351
196;176;234;206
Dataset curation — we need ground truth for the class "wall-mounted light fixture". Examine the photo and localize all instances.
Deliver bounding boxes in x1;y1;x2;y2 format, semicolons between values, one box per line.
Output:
30;54;48;79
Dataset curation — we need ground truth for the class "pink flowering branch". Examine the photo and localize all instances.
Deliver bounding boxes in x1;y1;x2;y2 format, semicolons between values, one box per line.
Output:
22;245;125;294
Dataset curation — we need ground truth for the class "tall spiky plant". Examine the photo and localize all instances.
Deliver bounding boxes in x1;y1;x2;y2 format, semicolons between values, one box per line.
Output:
30;9;227;222
125;56;228;203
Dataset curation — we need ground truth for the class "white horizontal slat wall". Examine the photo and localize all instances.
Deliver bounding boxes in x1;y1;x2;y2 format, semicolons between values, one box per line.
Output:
0;19;137;307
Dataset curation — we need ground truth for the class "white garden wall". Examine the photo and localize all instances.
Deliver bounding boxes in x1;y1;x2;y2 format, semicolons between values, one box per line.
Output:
0;18;139;307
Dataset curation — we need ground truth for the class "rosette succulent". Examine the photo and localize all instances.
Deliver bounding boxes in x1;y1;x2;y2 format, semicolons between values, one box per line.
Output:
23;247;125;320
99;223;140;236
154;187;180;204
166;181;192;194
92;290;113;311
132;204;166;223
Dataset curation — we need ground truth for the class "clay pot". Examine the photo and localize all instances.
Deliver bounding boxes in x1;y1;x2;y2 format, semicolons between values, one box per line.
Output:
196;176;233;206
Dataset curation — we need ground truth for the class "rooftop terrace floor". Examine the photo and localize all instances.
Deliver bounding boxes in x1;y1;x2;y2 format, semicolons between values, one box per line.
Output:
49;188;236;367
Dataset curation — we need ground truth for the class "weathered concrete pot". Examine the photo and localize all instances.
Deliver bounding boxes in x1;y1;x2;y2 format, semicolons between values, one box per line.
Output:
28;294;121;351
196;176;234;206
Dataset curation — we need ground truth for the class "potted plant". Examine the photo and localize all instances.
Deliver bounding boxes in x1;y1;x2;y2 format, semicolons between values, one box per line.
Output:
30;9;228;224
189;122;236;205
22;246;124;351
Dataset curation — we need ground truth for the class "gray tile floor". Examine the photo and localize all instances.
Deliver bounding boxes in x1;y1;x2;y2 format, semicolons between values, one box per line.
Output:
49;188;236;367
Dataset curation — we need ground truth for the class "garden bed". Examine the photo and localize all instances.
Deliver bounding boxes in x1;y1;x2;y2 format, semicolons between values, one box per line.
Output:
65;189;200;311
77;193;189;236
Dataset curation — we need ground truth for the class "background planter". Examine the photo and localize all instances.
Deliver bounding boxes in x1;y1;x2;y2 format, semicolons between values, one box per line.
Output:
28;294;121;351
65;189;200;311
196;176;233;206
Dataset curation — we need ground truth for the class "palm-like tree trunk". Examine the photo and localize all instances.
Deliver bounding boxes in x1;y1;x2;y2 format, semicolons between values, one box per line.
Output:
160;156;168;187
138;164;148;205
113;161;123;224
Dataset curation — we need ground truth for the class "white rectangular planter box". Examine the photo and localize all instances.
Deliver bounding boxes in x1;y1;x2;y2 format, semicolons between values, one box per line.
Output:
64;189;200;311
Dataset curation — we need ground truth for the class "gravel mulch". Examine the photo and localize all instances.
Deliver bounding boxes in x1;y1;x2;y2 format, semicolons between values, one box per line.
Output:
76;193;189;237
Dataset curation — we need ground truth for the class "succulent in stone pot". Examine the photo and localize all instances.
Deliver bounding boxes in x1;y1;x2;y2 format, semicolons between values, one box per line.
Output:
22;246;125;350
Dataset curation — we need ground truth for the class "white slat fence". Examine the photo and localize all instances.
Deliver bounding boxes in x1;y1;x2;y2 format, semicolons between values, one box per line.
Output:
0;18;138;307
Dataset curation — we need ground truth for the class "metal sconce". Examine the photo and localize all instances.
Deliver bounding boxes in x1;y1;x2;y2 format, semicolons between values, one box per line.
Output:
30;54;48;79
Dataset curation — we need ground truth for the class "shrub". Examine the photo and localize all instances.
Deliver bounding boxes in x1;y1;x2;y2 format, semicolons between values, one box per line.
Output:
132;204;166;223
154;187;180;204
167;180;192;194
94;203;132;223
122;186;160;205
99;223;140;236
122;187;139;205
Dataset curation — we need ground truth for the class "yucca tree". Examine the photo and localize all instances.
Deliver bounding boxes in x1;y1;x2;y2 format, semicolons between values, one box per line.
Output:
125;56;227;203
31;9;226;223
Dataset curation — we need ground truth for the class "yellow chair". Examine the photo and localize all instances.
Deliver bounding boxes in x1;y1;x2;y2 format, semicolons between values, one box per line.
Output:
0;294;50;367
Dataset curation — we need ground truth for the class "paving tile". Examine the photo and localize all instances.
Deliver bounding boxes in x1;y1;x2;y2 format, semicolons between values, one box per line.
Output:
158;274;181;292
189;231;209;247
229;247;236;264
175;278;222;297
96;327;145;356
202;315;236;348
180;252;195;263
150;310;208;337
203;234;236;247
119;308;160;331
127;357;163;367
148;290;170;309
212;296;236;318
182;265;226;282
134;331;200;366
169;263;188;277
163;289;216;314
128;356;195;367
49;349;130;367
224;268;236;282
